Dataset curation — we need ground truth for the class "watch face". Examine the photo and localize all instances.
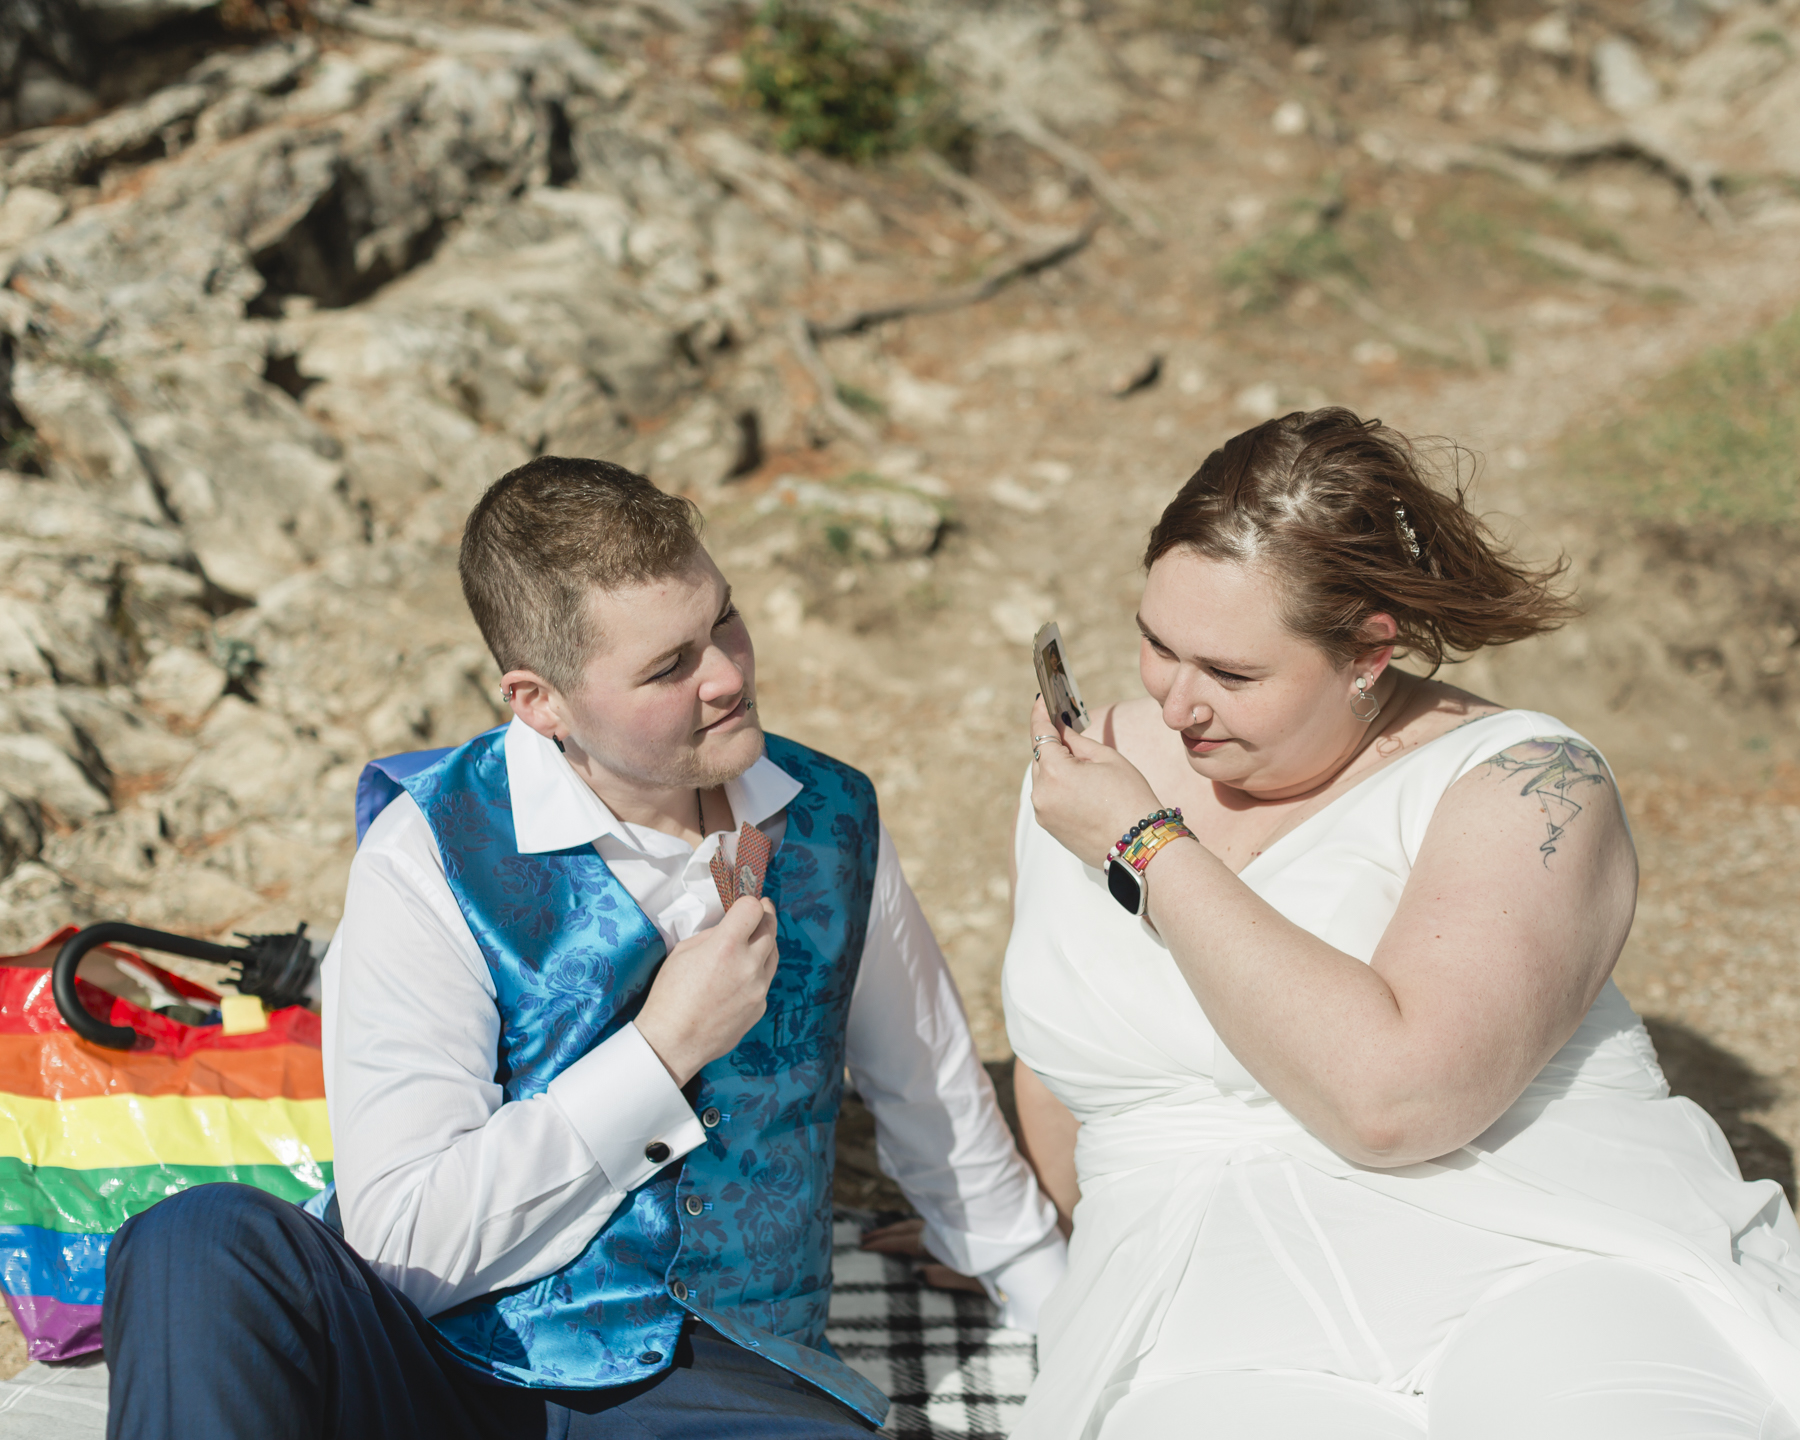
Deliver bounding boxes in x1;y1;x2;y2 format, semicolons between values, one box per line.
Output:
1106;858;1142;915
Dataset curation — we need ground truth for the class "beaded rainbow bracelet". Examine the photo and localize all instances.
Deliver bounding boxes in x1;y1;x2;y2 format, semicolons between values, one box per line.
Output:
1107;807;1193;872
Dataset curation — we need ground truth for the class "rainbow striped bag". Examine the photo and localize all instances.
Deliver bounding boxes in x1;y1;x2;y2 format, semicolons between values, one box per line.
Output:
0;927;332;1361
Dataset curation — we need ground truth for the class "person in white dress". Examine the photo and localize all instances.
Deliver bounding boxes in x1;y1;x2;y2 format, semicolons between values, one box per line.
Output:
1004;408;1800;1439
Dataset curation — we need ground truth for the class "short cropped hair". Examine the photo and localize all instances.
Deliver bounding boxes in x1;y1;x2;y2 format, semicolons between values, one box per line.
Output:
459;456;703;693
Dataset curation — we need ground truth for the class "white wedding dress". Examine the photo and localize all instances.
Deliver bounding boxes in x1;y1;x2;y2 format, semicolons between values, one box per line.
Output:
1003;710;1800;1439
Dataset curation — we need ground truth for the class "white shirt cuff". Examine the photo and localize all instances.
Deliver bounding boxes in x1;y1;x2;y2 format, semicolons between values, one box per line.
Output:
980;1231;1068;1334
545;1022;706;1191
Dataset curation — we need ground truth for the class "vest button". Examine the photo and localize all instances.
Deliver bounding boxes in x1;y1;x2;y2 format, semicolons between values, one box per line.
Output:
644;1141;671;1164
669;1281;688;1302
638;1351;662;1365
683;1195;704;1216
701;1107;721;1128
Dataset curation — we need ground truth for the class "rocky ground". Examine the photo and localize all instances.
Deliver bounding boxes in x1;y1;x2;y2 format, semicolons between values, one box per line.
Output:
4;0;1800;1375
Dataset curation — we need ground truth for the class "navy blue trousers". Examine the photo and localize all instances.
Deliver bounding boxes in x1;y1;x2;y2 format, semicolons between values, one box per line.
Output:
102;1184;877;1440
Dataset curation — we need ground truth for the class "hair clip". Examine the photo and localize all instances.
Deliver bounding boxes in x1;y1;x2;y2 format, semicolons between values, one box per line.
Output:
1394;505;1422;562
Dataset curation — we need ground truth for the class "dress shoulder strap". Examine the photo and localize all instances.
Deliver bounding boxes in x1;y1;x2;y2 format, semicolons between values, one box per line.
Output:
1437;709;1603;786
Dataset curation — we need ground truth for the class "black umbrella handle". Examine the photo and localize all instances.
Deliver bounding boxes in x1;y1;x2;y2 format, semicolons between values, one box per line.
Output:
52;923;248;1050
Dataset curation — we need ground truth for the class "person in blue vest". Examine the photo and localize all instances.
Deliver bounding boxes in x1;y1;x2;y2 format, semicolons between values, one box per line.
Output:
102;457;1066;1439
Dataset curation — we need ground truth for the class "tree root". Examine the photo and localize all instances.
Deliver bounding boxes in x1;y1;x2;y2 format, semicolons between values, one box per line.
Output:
1315;275;1469;366
808;219;1100;340
785;313;880;448
913;150;1062;247
994;106;1161;241
1495;126;1730;228
1520;232;1686;296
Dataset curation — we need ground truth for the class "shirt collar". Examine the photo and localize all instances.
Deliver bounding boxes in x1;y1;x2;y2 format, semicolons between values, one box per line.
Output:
504;717;803;856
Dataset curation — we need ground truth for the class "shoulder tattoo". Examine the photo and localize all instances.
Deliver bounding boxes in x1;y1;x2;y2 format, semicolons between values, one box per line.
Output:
1481;738;1612;866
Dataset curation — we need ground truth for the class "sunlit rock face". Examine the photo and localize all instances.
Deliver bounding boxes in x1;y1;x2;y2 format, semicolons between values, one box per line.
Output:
0;14;818;948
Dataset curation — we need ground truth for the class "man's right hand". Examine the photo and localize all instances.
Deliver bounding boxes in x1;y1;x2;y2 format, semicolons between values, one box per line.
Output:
635;896;779;1087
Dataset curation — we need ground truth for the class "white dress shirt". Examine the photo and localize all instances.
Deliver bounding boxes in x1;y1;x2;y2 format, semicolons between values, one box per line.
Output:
320;719;1065;1331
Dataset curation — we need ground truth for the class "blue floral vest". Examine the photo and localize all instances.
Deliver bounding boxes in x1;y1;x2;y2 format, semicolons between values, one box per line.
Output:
390;729;885;1423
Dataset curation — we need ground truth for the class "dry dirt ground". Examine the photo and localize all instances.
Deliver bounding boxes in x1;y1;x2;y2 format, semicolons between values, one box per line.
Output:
7;0;1800;1377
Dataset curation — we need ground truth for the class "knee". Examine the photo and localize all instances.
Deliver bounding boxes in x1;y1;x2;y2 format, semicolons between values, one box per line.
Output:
112;1183;310;1280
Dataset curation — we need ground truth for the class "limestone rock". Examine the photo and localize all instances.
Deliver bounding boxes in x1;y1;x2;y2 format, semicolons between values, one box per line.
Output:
9;362;168;522
0;733;111;825
0;792;43;882
156;697;338;842
125;363;355;600
0;9;879;955
0;861;98;956
0;187;67;253
125;858;266;936
56;688;196;782
136;648;228;725
39;805;165;893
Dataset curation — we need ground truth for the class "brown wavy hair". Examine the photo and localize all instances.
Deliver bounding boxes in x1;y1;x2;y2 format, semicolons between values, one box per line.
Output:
1144;409;1576;672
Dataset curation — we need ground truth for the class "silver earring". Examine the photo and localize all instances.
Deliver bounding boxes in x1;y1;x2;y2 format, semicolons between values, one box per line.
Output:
1350;676;1381;723
502;686;515;702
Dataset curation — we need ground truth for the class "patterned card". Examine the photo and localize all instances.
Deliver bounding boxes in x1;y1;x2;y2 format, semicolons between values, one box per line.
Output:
710;823;773;909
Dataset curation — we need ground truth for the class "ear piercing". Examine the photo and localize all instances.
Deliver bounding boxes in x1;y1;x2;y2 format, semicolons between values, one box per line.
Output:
1350;676;1381;723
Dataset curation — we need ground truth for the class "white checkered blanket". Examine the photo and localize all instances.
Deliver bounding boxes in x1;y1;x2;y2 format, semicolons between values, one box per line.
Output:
828;1211;1038;1439
0;1212;1036;1439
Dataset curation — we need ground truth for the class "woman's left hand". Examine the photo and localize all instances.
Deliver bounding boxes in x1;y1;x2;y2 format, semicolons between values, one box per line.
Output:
859;1218;986;1295
1029;694;1165;868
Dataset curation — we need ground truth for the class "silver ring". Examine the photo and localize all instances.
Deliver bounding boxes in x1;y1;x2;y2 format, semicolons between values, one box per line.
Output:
1031;733;1058;762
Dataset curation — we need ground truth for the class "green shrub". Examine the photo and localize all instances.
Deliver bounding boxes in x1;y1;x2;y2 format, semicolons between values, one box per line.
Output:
739;3;967;163
1562;307;1800;523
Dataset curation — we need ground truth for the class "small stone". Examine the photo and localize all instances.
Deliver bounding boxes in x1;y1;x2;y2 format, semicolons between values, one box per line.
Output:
1592;36;1661;115
989;588;1057;648
1234;382;1281;419
1525;13;1574;58
1271;100;1309;136
989;477;1050;515
1352;340;1400;369
703;53;745;87
761;586;805;638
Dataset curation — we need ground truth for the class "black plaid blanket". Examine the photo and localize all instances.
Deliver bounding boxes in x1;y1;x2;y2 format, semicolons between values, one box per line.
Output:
0;1212;1036;1440
827;1212;1038;1440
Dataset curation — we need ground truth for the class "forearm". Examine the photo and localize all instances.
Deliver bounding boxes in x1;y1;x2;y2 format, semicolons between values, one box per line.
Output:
335;1017;707;1313
339;1088;627;1313
1143;838;1452;1165
1013;1059;1079;1233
